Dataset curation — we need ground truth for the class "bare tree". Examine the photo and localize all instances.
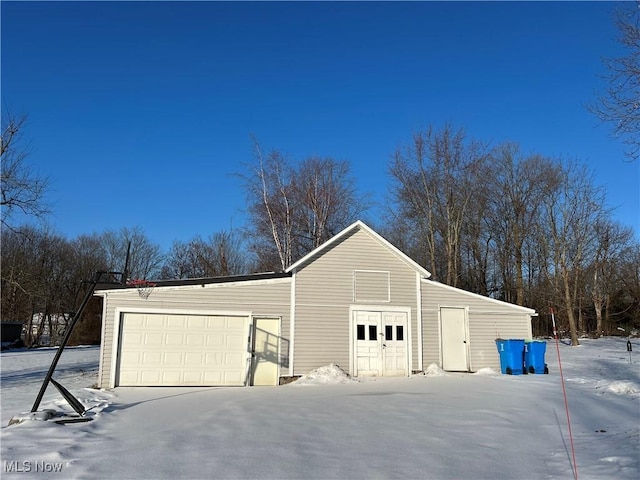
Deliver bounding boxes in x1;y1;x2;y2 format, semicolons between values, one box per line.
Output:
241;138;367;271
489;145;563;305
589;3;640;161
1;110;50;229
543;161;607;345
389;124;489;286
161;230;247;279
588;220;634;336
616;244;640;327
296;156;367;252
161;240;198;279
100;226;163;280
1;225;34;326
243;139;296;271
0;225;76;346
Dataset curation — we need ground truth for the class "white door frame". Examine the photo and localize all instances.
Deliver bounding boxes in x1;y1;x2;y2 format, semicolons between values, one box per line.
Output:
438;306;470;372
349;305;412;377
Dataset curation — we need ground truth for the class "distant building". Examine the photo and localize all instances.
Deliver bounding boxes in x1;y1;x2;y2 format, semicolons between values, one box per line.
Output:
1;321;24;344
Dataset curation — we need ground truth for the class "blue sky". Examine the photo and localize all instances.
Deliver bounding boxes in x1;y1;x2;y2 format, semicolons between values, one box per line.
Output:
2;1;638;250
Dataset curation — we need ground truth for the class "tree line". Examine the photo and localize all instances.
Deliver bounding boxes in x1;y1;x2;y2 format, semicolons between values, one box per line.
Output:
3;4;639;346
384;125;638;345
2;120;639;347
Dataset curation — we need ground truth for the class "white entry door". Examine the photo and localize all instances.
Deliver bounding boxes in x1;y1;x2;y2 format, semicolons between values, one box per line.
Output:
354;311;382;376
382;312;408;376
440;307;469;371
250;318;280;386
354;311;409;377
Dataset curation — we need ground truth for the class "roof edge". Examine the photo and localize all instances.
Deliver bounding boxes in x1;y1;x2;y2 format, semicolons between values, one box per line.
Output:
285;220;431;278
422;278;537;314
96;271;291;292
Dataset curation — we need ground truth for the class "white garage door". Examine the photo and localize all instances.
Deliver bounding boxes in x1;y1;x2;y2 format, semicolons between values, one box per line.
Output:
117;313;249;386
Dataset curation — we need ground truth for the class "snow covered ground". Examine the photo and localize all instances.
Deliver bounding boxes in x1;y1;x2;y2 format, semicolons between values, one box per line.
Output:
1;338;638;479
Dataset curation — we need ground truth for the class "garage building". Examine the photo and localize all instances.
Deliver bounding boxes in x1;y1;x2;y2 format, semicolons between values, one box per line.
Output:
96;221;535;388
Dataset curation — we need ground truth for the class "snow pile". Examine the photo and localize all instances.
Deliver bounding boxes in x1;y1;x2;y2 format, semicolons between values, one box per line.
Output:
290;363;359;385
1;339;639;479
597;380;638;396
8;410;58;424
423;363;447;376
473;367;500;376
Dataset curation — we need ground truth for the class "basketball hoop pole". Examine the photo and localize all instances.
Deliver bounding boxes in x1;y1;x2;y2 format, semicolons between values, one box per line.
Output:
30;271;121;415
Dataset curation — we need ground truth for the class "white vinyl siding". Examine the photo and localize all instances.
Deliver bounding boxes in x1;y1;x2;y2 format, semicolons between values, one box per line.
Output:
97;278;291;388
421;280;534;372
353;270;390;302
294;228;419;376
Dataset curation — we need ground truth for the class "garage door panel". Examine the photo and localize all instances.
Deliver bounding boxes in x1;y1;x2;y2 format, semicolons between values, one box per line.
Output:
226;352;244;364
118;313;249;386
167;315;187;327
206;334;225;346
121;351;141;364
162;371;181;384
184;371;202;383
146;316;164;328
206;352;231;366
141;371;161;383
122;333;143;346
187;316;205;328
167;334;185;345
226;334;245;348
185;352;203;365
186;334;203;346
164;352;182;364
125;314;144;326
204;371;223;383
145;333;163;345
142;352;162;364
119;371;139;384
222;371;244;383
208;317;226;328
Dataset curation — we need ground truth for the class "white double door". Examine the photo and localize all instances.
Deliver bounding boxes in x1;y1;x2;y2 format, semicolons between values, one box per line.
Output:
354;311;408;377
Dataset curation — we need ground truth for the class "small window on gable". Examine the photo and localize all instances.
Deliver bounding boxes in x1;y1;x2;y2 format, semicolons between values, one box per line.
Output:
354;270;390;302
397;325;404;341
385;325;393;340
369;325;377;341
357;324;365;341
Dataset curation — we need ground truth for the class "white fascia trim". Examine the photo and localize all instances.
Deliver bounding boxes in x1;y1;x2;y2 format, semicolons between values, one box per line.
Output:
416;272;423;372
96;276;291;295
285;220;431;279
288;272;296;377
423;279;537;314
109;307;254;389
350;304;412;314
96;292;107;388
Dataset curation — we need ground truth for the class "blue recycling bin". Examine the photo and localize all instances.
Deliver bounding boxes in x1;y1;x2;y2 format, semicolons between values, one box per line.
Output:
495;339;525;375
524;341;548;374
